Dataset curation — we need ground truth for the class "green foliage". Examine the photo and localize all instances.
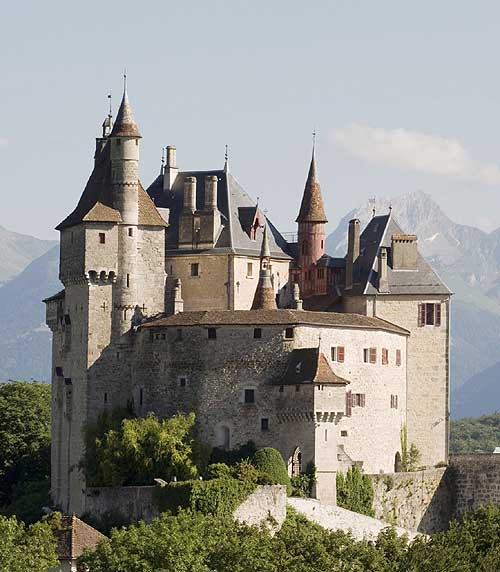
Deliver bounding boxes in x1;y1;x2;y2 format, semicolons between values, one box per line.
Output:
450;412;500;453
80;505;500;572
399;424;421;472
0;381;51;522
252;448;291;494
84;410;198;486
290;462;317;498
0;515;58;572
154;477;256;517
336;466;375;516
210;440;257;465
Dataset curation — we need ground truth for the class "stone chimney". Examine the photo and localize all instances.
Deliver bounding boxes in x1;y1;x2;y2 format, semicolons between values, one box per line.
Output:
391;234;418;270
204;175;218;210
378;247;389;292
183;176;196;212
163;145;179;192
346;219;360;290
293;282;303;311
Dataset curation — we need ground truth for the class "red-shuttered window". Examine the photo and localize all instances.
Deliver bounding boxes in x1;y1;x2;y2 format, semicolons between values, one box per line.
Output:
331;346;345;363
382;348;389;365
418;303;442;326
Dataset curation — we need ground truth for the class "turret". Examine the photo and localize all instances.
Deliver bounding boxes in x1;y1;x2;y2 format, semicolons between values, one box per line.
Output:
163;145;178;191
251;225;277;310
110;82;142;337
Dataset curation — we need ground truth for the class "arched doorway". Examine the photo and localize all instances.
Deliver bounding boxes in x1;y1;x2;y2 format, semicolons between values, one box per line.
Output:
216;425;231;450
289;447;302;477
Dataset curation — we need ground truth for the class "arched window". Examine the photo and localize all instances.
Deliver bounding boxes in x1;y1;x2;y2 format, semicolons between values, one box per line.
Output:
216;425;231;450
288;447;302;477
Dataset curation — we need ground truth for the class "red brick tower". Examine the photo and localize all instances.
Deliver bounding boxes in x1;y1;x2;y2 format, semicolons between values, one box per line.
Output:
295;146;328;298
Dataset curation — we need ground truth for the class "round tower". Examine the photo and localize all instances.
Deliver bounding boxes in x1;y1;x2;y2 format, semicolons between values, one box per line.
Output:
110;83;142;337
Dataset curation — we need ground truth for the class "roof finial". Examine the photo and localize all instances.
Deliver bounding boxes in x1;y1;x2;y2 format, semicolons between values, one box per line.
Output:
224;144;229;172
108;92;112;116
123;68;127;93
161;147;166;174
312;128;316;155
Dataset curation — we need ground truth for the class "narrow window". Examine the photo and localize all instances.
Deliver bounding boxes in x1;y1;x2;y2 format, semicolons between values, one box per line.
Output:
253;328;262;339
285;327;294;339
396;349;402;366
324;429;328;442
126;274;130;288
321;240;324;249
363;348;369;363
369;347;377;364
208;327;217;340
128;227;133;237
261;418;269;431
338;346;345;363
382;348;389;365
341;430;348;437
139;387;144;406
247;262;253;277
104;392;108;404
346;391;352;417
426;303;435;325
176;328;183;341
191;263;199;277
279;385;284;393
99;233;106;244
391;394;399;409
331;346;337;361
70;232;74;244
295;385;300;392
179;377;187;388
244;389;255;404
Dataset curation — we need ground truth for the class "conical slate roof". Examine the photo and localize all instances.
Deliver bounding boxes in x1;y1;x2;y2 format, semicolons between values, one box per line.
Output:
260;223;271;259
296;151;328;223
251;268;277;310
110;89;141;138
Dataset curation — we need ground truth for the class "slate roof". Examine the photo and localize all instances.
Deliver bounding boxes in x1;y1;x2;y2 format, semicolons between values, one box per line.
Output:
43;289;65;303
296;152;328;223
348;213;451;296
110;89;141;138
54;515;105;560
146;170;292;259
141;309;409;335
56;142;166;230
278;348;349;385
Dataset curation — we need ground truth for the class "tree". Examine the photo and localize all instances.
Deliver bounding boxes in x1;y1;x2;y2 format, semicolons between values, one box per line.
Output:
0;381;51;521
336;466;375;516
85;411;199;486
252;448;292;494
0;515;58;572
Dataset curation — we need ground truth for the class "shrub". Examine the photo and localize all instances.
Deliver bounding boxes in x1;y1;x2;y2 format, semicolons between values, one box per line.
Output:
252;448;291;495
336;466;374;517
290;462;316;497
210;441;257;466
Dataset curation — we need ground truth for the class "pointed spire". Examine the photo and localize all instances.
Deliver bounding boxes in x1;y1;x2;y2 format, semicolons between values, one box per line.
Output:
101;93;113;137
224;144;229;173
251;225;277;310
110;75;141;138
295;139;328;224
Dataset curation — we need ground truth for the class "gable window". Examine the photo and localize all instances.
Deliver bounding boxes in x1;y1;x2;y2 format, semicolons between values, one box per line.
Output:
99;233;106;244
331;346;345;363
396;349;402;366
208;328;217;340
244;389;255;404
190;263;200;277
363;348;377;364
382;348;389;365
253;328;262;339
391;394;399;409
418;303;442;327
247;263;253;278
261;418;269;431
285;327;294;339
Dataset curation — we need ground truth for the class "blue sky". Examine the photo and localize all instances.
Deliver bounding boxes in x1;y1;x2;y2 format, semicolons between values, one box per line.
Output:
2;0;500;238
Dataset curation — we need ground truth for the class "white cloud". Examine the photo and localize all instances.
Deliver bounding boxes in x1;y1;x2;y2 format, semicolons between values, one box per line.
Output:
331;124;500;185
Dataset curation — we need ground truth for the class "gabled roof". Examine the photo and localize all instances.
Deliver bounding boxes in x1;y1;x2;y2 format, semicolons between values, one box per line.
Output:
296;152;328;223
54;515;105;560
56;142;166;230
146;170;292;259
348;213;451;296
278;348;349;385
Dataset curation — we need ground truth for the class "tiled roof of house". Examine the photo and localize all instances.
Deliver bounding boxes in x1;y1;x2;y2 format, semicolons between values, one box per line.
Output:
141;309;409;335
347;213;451;296
295;152;328;224
146;170;292;259
54;515;105;560
278;348;349;385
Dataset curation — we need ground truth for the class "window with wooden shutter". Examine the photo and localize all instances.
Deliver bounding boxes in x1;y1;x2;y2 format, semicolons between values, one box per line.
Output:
346;391;352;417
435;303;442;326
396;349;402;366
338;346;345;363
382;348;388;365
418;303;426;326
369;347;377;364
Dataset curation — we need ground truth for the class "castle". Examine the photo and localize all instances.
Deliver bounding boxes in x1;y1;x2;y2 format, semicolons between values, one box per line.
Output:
45;86;451;515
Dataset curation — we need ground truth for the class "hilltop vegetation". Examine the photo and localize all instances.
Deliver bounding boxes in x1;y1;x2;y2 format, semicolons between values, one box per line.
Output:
450;412;500;454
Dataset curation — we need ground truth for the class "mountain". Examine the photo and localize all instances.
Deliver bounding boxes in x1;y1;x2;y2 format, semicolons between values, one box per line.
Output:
0;225;57;286
0;246;60;382
326;190;500;417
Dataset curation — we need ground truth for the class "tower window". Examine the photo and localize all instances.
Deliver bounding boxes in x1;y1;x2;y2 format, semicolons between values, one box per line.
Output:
139;387;144;406
191;263;200;277
253;328;262;339
208;327;217;339
285;327;294;339
179;377;187;388
99;233;106;244
104;392;108;404
247;263;253;277
261;418;269;431
126;274;130;288
128;228;133;237
244;389;255;404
